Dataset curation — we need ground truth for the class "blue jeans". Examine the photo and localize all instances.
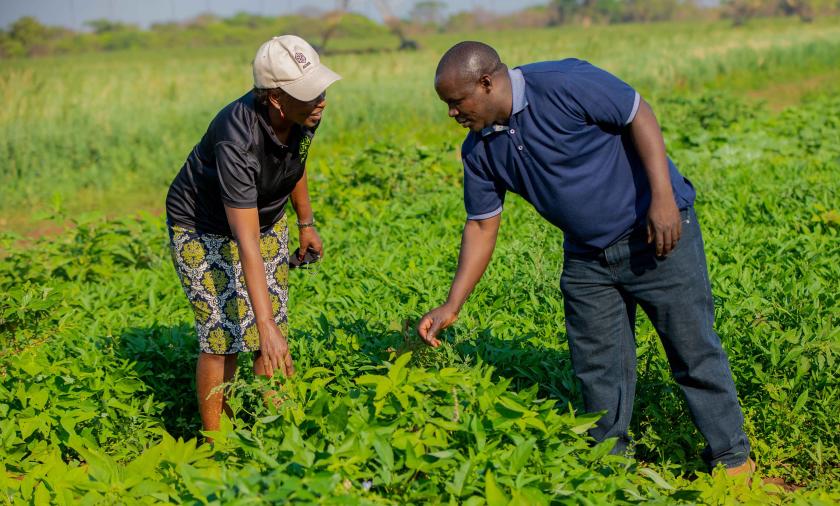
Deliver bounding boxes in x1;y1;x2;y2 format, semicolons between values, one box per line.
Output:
560;207;750;469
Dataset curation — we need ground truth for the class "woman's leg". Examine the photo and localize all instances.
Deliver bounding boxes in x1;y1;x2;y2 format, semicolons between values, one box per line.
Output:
223;354;237;417
252;350;269;377
196;352;238;433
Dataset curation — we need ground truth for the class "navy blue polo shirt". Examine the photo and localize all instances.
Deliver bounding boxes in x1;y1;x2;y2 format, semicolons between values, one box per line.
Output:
461;59;696;253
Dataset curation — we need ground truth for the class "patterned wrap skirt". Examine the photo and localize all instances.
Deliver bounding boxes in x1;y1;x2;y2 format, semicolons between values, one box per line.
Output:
168;215;289;355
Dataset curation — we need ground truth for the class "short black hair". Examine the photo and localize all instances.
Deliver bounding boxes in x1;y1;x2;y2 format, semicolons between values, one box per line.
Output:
435;41;506;84
253;87;284;106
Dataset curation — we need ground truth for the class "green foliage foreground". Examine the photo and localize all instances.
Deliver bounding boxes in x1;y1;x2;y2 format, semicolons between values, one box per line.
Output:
1;89;838;503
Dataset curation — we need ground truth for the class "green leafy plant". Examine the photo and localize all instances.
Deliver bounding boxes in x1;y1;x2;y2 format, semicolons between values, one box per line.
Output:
1;19;839;504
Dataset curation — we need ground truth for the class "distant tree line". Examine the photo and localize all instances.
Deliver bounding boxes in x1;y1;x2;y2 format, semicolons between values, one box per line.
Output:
406;0;837;30
2;0;838;59
545;0;838;25
0;11;390;59
722;0;837;24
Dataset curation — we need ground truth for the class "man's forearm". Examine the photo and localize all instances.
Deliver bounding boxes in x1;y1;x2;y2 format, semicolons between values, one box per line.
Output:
630;99;674;201
629;98;682;255
445;215;501;312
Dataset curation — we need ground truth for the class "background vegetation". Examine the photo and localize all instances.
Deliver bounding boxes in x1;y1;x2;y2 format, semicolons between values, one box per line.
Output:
3;0;840;58
1;9;838;505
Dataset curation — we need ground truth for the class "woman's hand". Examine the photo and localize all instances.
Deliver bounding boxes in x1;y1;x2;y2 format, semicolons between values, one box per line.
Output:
298;226;323;260
256;320;295;378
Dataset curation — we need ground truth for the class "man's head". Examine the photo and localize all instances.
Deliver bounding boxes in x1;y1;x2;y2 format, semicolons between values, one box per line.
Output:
434;41;510;132
253;35;340;128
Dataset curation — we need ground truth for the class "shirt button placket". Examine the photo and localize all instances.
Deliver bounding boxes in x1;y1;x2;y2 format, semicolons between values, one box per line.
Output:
510;128;523;151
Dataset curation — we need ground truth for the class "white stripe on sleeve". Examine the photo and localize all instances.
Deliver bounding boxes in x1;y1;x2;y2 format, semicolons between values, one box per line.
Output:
625;91;641;125
467;206;503;221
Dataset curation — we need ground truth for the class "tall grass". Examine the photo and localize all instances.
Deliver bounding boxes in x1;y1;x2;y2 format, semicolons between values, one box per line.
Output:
1;17;839;230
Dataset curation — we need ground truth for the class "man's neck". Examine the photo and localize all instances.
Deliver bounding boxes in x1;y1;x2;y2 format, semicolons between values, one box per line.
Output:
495;71;513;125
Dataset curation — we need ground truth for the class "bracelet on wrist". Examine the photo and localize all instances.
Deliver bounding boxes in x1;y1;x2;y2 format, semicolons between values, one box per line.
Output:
297;219;316;228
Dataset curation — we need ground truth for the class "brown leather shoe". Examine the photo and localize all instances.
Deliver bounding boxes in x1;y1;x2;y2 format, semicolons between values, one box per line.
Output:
726;458;756;477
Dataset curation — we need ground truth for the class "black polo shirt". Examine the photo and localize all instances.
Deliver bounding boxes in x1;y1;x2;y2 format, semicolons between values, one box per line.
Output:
166;91;315;236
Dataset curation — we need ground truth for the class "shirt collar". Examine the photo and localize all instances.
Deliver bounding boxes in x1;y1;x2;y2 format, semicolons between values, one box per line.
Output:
481;67;528;138
510;67;527;115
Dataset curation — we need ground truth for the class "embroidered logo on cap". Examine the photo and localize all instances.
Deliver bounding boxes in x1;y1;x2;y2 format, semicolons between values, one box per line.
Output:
294;51;311;69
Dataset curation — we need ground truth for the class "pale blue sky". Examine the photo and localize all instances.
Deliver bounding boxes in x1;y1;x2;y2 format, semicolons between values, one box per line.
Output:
0;0;548;30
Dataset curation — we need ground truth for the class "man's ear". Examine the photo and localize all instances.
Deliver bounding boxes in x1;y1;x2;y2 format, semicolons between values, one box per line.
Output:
479;74;493;93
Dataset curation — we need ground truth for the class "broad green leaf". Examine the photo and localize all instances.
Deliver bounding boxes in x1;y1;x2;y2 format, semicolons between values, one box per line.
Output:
372;436;394;469
484;470;509;506
793;390;809;413
639;467;675;490
509;438;535;473
448;460;472;497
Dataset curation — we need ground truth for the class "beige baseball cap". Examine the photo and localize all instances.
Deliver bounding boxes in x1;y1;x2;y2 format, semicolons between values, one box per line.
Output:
253;35;341;102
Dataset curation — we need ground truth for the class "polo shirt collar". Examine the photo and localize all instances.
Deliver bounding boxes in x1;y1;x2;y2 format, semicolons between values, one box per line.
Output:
481;67;528;137
510;67;527;115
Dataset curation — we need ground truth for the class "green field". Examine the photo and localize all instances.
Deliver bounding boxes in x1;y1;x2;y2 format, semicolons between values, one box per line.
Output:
1;17;839;504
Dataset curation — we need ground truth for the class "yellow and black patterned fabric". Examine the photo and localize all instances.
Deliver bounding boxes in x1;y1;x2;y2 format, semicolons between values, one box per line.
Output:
168;215;289;354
